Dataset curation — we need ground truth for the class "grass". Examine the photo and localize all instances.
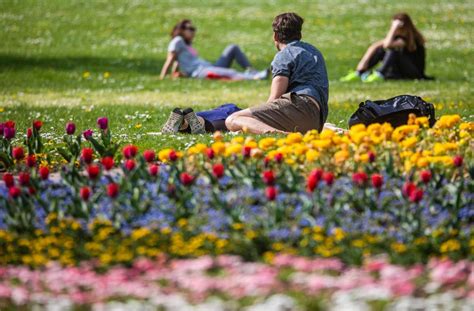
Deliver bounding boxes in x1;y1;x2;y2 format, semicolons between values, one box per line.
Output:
0;0;473;150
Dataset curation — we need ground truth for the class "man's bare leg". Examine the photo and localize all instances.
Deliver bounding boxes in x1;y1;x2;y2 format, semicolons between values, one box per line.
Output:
225;109;287;134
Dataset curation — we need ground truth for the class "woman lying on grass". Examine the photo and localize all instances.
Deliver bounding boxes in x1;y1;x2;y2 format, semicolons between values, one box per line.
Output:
160;19;268;81
340;12;431;83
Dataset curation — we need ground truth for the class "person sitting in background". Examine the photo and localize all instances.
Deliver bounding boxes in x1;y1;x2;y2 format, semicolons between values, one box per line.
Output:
160;19;268;80
224;12;329;134
340;12;430;83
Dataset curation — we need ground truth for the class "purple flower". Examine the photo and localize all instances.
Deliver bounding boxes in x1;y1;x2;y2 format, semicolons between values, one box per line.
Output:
97;117;108;130
83;129;93;140
3;127;15;140
66;122;76;135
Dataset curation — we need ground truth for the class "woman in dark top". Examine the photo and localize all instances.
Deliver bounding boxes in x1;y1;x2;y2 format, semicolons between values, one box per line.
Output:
341;13;429;82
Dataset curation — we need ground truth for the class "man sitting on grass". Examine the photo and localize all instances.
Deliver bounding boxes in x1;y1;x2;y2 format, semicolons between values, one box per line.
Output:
225;12;329;134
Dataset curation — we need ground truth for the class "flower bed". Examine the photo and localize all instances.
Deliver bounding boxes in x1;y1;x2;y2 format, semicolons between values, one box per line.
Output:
0;114;472;308
0;255;472;310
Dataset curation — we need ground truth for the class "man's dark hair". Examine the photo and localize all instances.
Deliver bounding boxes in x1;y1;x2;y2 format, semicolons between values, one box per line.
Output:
272;13;304;43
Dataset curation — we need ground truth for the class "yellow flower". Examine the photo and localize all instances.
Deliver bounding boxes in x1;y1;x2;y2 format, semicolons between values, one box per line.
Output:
135;123;142;129
401;136;418;149
312;139;332;149
352;239;365;248
391;242;407;253
225;143;242;156
435;115;461;129
245;230;256;239
82;71;91;78
415;116;429;127
231;136;244;144
131;227;150;240
272;242;284;251
333;228;345;241
103;71;111;79
305;149;320;162
258;137;276;150
334;149;349;164
440;239;461;253
286;132;303;144
211;142;226;155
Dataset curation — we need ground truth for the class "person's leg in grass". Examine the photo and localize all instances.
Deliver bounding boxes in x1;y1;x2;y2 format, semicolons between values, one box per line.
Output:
214;44;252;69
340;41;385;81
225;109;287;134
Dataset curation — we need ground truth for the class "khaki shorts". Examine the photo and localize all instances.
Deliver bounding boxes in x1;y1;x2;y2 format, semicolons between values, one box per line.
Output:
250;92;322;133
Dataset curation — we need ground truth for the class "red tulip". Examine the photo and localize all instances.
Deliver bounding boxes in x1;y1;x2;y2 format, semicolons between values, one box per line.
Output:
307;173;320;192
322;172;335;186
26;155;36;168
9;186;21;199
3;127;15;140
274;153;283;164
168;150;178;162
83;129;93;140
87;164;100;179
3;173;14;188
81;148;94;164
80;186;91;201
206;148;215;160
29;186;36;195
96;117;108;130
66;122;76;135
453;155;463;167
124;159;136;171
265;186;277;201
352;172;368;186
402;181;416;197
371;174;383;189
242;146;251;158
33;120;43;131
149;164;159;176
107;183;119;198
368;151;376;163
180;172;194;186
143;150;156;162
38;166;49;180
123;145;138;159
101;156;114;170
12;147;25;161
18;172;30;186
409;188;423;203
26;128;33;138
212;163;225;179
4;120;15;129
263;156;270;167
262;170;275;185
310;169;324;180
420;170;432;184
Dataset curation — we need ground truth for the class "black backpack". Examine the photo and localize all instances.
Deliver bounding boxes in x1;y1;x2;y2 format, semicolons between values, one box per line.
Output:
348;95;436;128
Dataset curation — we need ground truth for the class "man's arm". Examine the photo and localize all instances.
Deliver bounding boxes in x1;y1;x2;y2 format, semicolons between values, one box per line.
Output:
159;52;177;80
266;75;289;103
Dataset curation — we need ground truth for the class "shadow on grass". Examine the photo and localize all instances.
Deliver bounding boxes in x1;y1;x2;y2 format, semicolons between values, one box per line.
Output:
0;53;165;75
0;53;271;75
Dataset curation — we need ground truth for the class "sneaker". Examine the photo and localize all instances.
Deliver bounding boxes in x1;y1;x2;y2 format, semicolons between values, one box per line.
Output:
253;68;270;80
363;71;384;83
161;108;184;133
339;70;361;82
183;108;206;134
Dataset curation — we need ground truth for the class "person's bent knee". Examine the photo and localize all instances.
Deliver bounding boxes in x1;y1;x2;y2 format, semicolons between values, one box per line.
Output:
225;115;239;132
225;44;240;53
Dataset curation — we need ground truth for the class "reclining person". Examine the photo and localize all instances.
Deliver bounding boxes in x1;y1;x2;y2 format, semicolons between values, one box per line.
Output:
160;19;268;81
225;12;329;134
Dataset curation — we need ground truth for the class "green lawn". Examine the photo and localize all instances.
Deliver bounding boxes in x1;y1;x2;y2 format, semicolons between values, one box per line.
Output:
0;0;473;150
